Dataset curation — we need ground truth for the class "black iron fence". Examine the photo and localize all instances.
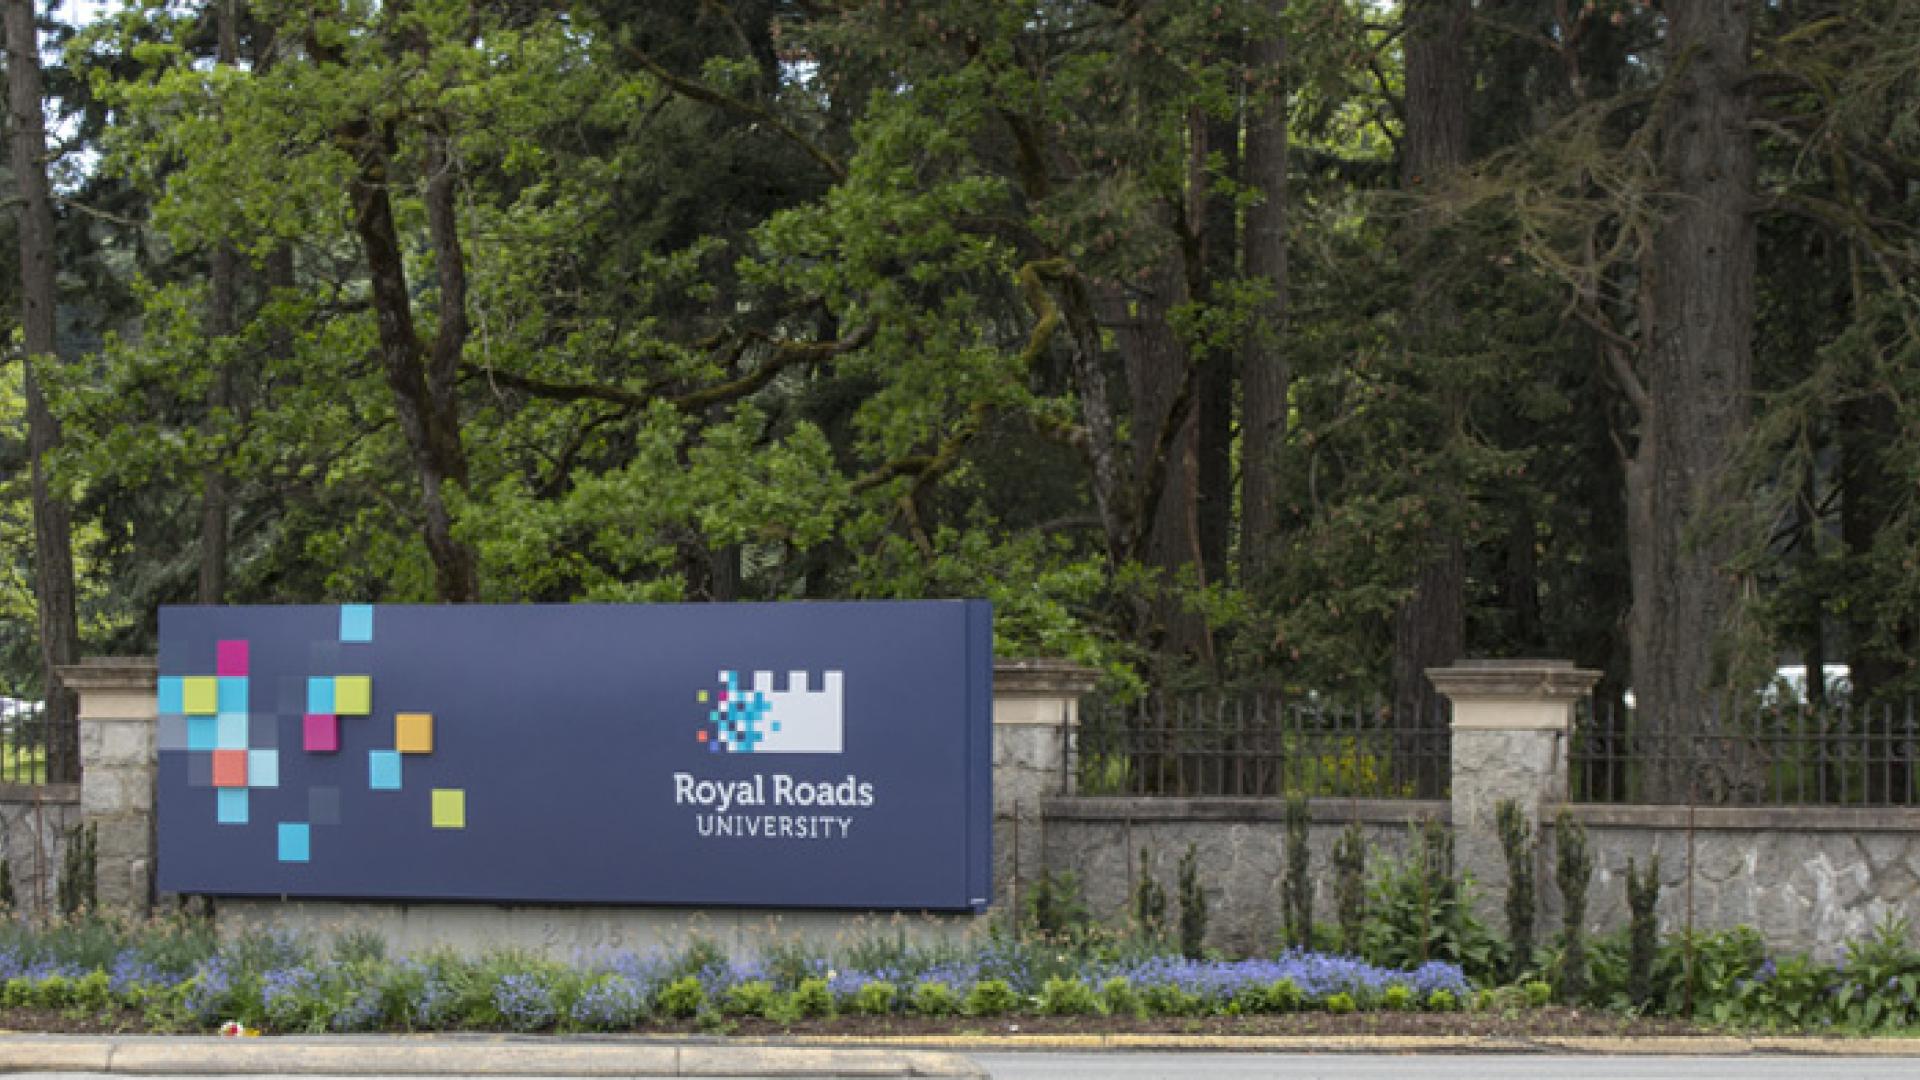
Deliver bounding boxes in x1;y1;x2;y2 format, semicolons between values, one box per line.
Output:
1571;698;1919;806
1;695;78;785
1074;691;1450;799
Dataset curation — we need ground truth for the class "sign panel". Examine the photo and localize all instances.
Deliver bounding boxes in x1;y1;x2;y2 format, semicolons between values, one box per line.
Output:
155;602;993;910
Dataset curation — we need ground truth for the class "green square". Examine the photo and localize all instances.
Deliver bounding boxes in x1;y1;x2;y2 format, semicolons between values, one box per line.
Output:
182;677;219;715
334;675;372;716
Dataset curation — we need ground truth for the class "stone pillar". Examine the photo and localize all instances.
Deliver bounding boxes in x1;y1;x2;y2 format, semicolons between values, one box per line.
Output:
992;658;1098;918
59;657;159;917
1428;659;1599;926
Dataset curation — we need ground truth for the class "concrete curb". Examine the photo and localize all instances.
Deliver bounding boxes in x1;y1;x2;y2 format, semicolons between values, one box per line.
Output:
778;1033;1920;1056
0;1035;986;1077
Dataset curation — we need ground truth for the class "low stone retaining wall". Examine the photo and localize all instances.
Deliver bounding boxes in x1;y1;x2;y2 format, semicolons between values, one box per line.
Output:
1043;799;1920;960
0;783;79;916
1569;806;1920;961
1042;797;1445;955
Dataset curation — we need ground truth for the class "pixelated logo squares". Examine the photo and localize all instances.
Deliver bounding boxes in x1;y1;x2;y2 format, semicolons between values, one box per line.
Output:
697;670;844;755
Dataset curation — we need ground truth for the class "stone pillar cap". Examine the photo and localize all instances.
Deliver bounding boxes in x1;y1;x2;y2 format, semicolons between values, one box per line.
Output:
56;656;158;690
1425;659;1601;703
994;658;1101;696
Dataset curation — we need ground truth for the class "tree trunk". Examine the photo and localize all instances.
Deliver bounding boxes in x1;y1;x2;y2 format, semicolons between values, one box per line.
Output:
1240;20;1289;589
1633;0;1757;801
1390;0;1471;794
200;0;241;605
336;113;479;602
1116;242;1211;667
1194;103;1238;598
7;0;81;781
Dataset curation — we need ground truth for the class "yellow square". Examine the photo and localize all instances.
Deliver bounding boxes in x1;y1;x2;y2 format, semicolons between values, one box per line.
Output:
431;788;465;829
182;677;219;715
334;675;372;715
395;712;434;754
697;690;709;703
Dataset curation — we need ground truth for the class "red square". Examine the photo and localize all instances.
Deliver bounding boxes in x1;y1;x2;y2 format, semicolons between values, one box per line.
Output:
211;750;248;788
303;713;339;753
216;640;249;677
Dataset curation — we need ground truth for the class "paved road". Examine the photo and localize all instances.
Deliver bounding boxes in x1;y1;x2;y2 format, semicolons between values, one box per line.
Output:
971;1053;1920;1079
13;1058;1920;1080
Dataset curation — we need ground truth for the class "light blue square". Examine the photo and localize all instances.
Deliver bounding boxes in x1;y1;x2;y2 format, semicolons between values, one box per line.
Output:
217;676;248;713
341;604;374;643
369;750;402;791
216;712;249;751
217;788;249;825
278;822;310;863
248;749;279;789
187;716;218;752
158;677;185;715
307;677;335;714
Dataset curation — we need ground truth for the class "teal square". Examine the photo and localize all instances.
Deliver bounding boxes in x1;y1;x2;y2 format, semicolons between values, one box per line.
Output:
217;676;248;713
369;750;402;791
216;712;249;751
341;604;374;643
187;716;218;752
158;677;185;715
277;822;310;863
217;789;248;825
248;749;279;789
307;677;335;714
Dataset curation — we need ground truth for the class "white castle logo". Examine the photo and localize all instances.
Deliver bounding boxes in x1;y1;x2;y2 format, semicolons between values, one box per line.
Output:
704;670;845;755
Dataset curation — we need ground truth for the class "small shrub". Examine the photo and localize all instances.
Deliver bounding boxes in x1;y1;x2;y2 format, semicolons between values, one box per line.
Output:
34;974;74;1009
1259;978;1303;1013
789;977;834;1019
963;978;1019;1017
910;980;958;1017
1099;977;1142;1018
491;973;557;1031
849;980;898;1016
1282;793;1313;948
1325;991;1356;1014
656;975;706;1019
1141;982;1203;1017
1332;822;1367;954
1381;984;1413;1011
1177;843;1208;959
1554;809;1592;1003
1037;976;1099;1016
1496;799;1535;981
1132;849;1168;945
1626;855;1661;1007
1522;980;1553;1009
569;974;646;1031
1024;871;1091;940
1427;988;1459;1012
3;977;31;1007
57;824;98;918
722;979;778;1018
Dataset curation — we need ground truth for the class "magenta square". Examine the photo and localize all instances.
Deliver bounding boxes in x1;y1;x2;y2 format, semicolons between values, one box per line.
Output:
303;713;339;753
216;640;249;677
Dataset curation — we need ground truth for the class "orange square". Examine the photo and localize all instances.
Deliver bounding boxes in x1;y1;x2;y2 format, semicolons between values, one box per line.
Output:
395;712;434;754
211;749;248;788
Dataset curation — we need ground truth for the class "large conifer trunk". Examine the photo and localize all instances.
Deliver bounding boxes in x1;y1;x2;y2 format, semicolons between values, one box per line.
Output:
1632;0;1758;800
7;0;82;780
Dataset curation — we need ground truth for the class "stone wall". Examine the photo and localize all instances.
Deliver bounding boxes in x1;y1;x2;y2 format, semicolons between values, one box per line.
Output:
1042;797;1444;955
1566;806;1920;961
1042;798;1920;961
0;784;80;916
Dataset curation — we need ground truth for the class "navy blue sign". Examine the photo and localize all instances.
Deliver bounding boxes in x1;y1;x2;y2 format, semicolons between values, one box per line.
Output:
155;602;993;910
